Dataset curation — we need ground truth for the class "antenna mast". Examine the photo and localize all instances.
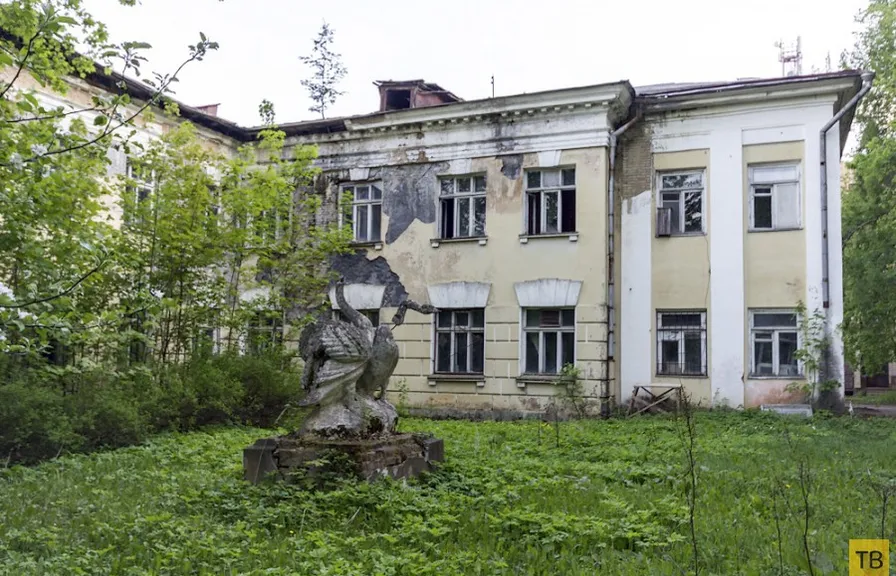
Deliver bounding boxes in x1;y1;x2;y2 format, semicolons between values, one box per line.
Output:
775;36;803;77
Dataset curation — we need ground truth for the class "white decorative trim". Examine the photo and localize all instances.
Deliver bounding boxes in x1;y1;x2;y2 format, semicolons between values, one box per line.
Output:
427;282;491;309
329;283;386;311
620;190;652;401
537;150;561;167
742;125;805;145
513;279;582;307
349;167;370;181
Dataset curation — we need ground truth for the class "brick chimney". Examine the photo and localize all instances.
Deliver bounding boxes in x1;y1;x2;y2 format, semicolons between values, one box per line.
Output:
373;80;462;112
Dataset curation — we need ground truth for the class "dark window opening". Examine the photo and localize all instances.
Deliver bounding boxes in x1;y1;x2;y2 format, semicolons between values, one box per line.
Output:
385;89;412;110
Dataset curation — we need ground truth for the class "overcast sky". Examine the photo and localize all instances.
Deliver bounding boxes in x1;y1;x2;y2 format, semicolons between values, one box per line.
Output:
82;0;868;127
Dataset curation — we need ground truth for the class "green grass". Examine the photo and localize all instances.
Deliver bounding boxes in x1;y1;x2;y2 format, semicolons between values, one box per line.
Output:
1;412;895;575
852;390;896;405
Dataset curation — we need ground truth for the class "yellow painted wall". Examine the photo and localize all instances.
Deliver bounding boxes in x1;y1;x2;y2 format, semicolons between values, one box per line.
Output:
359;148;610;413
651;149;712;404
742;141;806;406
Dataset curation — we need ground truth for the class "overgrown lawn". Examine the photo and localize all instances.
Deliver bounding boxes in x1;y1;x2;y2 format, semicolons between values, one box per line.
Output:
1;412;894;575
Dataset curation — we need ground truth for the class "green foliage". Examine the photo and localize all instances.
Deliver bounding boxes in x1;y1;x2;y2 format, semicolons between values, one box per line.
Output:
299;21;347;119
1;414;895;574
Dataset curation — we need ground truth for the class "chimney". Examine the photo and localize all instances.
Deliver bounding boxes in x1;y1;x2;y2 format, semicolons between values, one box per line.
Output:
195;103;220;117
373;80;462;112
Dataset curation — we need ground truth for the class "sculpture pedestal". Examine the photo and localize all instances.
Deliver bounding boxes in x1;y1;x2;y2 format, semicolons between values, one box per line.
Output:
243;433;444;485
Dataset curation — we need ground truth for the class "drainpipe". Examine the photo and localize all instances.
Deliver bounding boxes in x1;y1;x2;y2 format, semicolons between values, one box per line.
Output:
818;71;873;379
604;111;642;418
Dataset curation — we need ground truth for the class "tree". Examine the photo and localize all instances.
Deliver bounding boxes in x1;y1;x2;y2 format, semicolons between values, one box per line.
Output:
841;0;896;370
299;22;347;119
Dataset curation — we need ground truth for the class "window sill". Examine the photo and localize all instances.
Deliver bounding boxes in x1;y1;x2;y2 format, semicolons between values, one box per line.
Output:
748;374;805;380
350;240;383;251
519;232;579;244
747;227;802;233
515;374;574;388
430;236;488;248
655;373;707;379
656;232;706;239
428;373;486;387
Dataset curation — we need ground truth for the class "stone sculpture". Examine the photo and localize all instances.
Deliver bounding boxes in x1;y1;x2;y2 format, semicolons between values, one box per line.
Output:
296;277;437;437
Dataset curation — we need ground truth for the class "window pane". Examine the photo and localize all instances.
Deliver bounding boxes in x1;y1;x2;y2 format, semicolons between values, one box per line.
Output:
684;332;702;373
561;189;576;232
371;185;383;200
544;192;559;233
458;197;470;237
662;192;681;235
370;204;382;241
752;165;798;184
540;310;561;327
542;170;559;188
561;332;575;367
527;192;541;234
441;198;454;239
754;313;797;328
473;196;486;236
437;311;452;328
561;309;575;326
471;309;484;327
525;332;540;373
356;186;369;200
753;194;772;229
774;183;800;229
661;340;680;373
660;313;702;328
455;311;469;327
754;336;773;375
779;332;799;375
356;205;368;240
457;178;471;193
684;191;702;233
544;332;558;373
474;176;486;192
662;173;702;189
440;179;454;196
455;332;468;372
527;171;541;189
562;168;575;186
436;333;451;372
526;310;540;327
471;332;484;373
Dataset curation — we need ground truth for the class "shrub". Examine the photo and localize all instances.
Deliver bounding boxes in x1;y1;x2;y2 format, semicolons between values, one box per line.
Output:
65;381;147;451
213;349;302;427
0;382;76;464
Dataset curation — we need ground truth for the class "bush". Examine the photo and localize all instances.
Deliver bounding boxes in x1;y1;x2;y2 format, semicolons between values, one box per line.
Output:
213;349;302;427
0;382;76;464
64;378;147;451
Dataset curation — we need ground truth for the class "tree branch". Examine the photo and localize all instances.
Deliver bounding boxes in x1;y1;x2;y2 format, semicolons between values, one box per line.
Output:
3;104;102;124
0;12;48;101
0;260;105;309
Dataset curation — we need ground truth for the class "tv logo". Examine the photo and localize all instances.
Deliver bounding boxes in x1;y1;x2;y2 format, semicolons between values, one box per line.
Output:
850;539;889;575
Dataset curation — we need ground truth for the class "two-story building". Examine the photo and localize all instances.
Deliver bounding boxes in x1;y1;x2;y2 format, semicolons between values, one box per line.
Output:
33;66;871;413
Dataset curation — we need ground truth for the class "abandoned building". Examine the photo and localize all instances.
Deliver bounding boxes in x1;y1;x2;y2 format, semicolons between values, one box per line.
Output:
23;65;871;412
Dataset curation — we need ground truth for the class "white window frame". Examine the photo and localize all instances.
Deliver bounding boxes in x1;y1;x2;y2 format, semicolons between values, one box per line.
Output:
521;307;576;375
656;310;707;376
748;163;801;232
749;309;802;378
340;182;383;243
438;174;487;239
656;170;705;235
524;168;576;236
126;158;155;205
433;309;486;374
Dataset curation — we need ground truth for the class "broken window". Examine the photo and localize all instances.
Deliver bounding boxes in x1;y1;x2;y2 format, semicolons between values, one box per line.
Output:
525;168;576;235
439;175;486;239
247;310;283;355
384;89;412;110
333;308;379;326
342;183;383;243
750;310;800;377
522;308;575;374
749;164;800;231
656;311;707;376
658;171;704;235
434;309;485;374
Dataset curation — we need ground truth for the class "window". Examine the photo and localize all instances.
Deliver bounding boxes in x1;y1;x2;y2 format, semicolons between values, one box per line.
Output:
126;159;154;205
658;171;704;235
333;308;379;326
439;175;486;239
523;308;575;374
750;310;800;377
435;309;485;374
342;183;383;243
656;311;707;376
247;311;283;355
749;164;800;231
525;168;576;235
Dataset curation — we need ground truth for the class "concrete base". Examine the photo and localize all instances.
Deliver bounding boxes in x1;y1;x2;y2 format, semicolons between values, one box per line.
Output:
243;433;444;485
760;404;813;417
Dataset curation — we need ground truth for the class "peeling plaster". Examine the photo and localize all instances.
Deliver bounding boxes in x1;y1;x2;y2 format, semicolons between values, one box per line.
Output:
330;251;408;307
369;162;449;244
500;154;523;180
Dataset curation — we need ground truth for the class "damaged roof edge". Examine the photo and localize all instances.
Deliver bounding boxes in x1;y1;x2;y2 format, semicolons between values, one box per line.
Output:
637;69;863;101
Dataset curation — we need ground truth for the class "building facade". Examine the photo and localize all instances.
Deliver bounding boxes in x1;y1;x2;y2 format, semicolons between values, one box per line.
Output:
28;66;870;412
